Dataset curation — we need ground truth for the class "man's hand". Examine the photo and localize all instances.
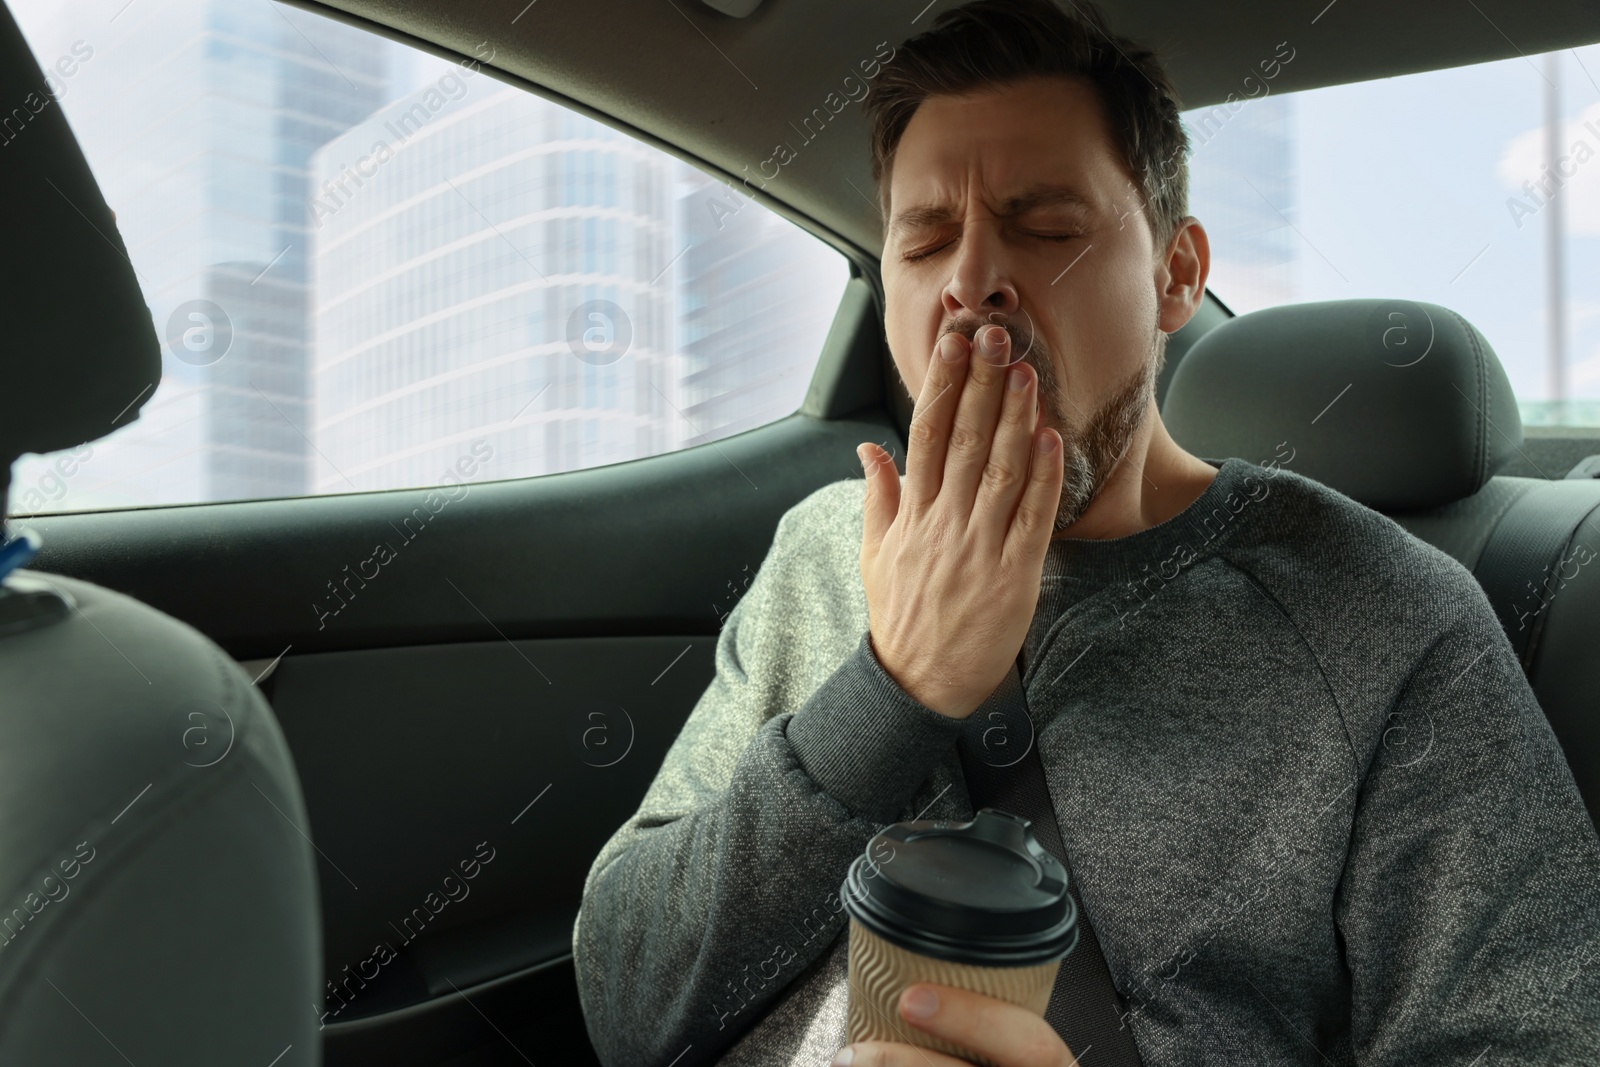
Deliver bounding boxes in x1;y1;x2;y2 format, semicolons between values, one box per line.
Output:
832;983;1081;1066
859;326;1063;720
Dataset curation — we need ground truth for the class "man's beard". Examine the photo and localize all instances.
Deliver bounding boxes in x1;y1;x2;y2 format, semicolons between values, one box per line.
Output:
941;313;1165;534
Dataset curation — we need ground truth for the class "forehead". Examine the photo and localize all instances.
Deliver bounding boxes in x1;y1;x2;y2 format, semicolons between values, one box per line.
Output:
887;75;1129;220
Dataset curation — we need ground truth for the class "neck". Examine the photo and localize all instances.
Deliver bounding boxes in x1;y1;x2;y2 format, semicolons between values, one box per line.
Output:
1050;408;1218;542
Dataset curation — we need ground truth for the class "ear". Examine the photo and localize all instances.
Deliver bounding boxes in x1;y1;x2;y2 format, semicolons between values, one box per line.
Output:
1156;216;1209;334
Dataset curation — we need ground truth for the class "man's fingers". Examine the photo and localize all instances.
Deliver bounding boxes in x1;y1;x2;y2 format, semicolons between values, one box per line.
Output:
969;354;1040;550
894;983;1075;1067
1004;425;1063;570
903;333;970;512
859;442;900;553
941;324;1016;523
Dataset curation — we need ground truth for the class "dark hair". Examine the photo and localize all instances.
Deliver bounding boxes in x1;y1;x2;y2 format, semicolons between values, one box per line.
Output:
864;0;1189;250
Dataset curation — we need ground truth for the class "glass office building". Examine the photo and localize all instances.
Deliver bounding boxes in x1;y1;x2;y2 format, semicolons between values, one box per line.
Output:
675;170;850;443
310;78;851;490
309;80;682;490
9;0;388;508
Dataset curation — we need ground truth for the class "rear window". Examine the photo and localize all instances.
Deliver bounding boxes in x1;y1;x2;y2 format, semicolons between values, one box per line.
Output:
1185;43;1600;428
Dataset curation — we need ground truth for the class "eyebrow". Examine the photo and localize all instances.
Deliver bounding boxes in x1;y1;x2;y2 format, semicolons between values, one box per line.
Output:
889;185;1094;240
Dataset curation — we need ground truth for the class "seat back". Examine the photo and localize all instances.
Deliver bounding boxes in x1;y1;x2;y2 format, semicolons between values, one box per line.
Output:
0;573;324;1065
0;2;322;1062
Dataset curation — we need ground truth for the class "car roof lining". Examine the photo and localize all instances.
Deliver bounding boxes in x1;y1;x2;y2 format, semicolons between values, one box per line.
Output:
289;0;1600;260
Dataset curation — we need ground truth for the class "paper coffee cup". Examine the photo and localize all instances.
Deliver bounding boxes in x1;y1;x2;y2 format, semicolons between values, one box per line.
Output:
840;809;1077;1066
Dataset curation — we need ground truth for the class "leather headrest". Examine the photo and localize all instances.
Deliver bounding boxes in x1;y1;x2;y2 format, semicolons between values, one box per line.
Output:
0;1;161;506
1164;299;1522;512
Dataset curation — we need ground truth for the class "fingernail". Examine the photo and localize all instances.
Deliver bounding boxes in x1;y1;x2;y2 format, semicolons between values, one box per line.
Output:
856;444;868;471
939;334;963;362
903;986;939;1019
980;326;1008;361
831;1048;854;1066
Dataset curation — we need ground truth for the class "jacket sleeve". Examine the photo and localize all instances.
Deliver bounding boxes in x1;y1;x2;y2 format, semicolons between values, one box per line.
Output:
1335;594;1600;1065
571;498;967;1067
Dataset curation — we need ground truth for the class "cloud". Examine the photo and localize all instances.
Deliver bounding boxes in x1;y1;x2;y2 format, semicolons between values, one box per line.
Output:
1497;101;1600;236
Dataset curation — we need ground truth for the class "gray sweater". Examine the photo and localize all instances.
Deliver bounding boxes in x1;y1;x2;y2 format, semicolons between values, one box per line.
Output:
572;457;1600;1066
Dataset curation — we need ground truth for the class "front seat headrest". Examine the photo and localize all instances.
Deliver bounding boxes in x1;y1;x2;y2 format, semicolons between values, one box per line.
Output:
0;0;161;510
1163;298;1522;512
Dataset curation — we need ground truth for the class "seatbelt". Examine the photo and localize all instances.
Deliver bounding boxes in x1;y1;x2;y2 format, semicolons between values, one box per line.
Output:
955;656;1145;1067
1472;479;1600;672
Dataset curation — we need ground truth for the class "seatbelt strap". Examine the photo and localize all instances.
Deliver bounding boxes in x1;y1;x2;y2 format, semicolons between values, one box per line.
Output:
955;657;1145;1067
1473;480;1600;671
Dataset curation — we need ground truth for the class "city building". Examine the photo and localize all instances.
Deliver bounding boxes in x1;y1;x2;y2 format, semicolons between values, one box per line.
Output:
13;0;388;508
308;79;683;490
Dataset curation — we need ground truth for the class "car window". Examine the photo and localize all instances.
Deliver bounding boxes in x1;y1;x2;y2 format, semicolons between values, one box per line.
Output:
5;0;851;517
1184;43;1600;428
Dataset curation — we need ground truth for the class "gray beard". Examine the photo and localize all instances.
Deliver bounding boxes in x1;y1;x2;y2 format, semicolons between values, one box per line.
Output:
1043;334;1163;533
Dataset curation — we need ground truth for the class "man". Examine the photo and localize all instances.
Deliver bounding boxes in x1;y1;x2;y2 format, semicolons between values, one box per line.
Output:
572;1;1600;1064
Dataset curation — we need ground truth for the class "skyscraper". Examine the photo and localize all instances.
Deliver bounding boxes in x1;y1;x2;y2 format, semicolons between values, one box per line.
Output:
308;79;684;489
675;168;850;443
16;0;388;507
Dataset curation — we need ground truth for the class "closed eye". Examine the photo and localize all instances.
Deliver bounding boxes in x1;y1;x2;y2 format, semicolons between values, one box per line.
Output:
903;230;1084;261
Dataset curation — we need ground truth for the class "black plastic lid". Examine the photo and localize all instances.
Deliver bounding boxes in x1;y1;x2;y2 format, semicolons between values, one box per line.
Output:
839;808;1078;967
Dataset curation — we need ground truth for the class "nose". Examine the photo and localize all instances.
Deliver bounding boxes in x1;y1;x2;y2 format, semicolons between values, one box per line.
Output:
940;223;1019;323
